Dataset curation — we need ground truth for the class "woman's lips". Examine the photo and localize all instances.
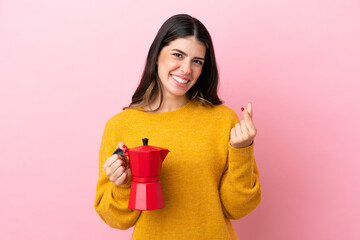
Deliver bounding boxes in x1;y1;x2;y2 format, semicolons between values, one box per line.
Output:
170;74;190;87
171;74;190;81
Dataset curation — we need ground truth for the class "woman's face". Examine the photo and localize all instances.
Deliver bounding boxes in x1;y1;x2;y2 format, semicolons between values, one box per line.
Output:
156;36;206;99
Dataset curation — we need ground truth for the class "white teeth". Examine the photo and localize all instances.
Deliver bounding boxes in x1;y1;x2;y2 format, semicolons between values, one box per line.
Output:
171;75;189;84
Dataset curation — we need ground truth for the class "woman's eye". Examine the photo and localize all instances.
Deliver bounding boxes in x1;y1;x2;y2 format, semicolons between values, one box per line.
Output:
173;53;182;58
194;60;203;65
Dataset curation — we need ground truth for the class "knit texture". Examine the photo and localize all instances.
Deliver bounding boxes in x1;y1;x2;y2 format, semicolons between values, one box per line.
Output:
94;99;261;240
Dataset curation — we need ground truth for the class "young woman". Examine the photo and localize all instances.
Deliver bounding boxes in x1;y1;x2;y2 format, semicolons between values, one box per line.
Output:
94;14;261;239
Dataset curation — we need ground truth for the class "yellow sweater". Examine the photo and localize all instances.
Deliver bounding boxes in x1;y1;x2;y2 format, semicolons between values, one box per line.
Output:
94;99;261;240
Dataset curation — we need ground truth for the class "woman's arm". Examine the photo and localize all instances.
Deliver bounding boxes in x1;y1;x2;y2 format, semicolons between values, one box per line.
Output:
94;120;141;229
219;104;261;220
219;141;261;220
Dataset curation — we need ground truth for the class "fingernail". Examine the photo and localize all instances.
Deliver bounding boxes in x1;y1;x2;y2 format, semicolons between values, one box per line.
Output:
241;107;244;111
123;145;127;149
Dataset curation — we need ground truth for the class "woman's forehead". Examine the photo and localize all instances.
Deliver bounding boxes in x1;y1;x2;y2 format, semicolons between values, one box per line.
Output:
165;37;206;55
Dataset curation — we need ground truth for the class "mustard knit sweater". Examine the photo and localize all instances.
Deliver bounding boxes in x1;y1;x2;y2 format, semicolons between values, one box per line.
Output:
94;99;261;240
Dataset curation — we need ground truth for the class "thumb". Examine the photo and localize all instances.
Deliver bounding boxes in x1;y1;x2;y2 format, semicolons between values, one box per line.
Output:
247;102;253;119
117;141;128;151
117;141;128;152
113;141;128;160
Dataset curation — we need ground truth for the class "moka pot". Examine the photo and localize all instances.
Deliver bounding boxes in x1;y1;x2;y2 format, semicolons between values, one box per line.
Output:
113;138;169;210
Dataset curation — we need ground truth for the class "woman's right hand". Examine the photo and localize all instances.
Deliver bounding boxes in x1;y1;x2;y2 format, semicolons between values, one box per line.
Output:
103;141;131;186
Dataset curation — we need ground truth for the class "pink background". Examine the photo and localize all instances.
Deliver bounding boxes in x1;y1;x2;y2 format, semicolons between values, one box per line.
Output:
1;0;359;239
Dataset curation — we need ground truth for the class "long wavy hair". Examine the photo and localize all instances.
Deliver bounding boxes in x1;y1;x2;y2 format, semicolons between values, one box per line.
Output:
123;14;223;112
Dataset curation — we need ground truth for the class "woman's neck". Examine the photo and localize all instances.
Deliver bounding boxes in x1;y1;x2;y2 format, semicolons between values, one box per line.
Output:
146;94;190;113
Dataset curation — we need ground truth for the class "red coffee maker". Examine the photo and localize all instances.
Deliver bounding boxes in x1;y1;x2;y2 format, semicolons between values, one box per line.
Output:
113;138;169;211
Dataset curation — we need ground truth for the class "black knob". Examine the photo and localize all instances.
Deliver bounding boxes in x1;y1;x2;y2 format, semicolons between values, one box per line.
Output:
142;138;149;145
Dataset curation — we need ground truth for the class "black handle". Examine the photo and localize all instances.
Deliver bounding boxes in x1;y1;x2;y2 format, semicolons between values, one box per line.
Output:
112;148;125;156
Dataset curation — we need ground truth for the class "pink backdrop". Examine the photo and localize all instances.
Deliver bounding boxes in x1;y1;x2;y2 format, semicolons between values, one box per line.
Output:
1;0;359;239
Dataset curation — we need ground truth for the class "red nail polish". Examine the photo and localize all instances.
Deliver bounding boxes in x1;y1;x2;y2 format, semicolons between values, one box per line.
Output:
241;107;244;111
123;145;127;149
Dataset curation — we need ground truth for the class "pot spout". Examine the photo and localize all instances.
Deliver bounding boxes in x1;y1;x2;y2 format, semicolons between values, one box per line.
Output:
160;149;170;161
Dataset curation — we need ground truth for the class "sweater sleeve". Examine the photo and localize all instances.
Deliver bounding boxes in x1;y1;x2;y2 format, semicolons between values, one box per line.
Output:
94;120;141;229
219;112;262;220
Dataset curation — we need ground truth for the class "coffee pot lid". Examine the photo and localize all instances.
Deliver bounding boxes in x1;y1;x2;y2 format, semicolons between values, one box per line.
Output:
129;138;166;152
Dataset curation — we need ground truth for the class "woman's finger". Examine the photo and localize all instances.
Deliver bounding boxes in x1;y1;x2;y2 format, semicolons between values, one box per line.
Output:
247;102;253;119
245;119;257;136
117;141;128;151
235;122;242;137
108;159;122;176
230;127;236;138
110;166;126;182
109;158;127;168
103;154;119;169
114;170;128;186
240;120;249;138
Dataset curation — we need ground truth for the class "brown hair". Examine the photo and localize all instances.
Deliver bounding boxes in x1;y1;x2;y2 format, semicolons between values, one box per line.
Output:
124;14;222;112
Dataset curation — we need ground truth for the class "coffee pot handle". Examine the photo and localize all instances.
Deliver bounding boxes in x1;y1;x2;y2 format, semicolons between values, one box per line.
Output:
112;148;129;157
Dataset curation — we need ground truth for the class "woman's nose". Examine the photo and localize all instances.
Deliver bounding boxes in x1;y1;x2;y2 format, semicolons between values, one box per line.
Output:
180;60;192;75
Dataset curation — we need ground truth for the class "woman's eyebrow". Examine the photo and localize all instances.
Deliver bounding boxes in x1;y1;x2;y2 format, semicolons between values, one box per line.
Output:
171;49;205;60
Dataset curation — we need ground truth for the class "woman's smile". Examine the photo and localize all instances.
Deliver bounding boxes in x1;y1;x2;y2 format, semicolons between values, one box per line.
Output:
170;74;190;87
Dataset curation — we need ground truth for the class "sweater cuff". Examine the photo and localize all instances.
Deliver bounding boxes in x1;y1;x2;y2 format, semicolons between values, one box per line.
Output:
111;184;131;205
228;140;254;164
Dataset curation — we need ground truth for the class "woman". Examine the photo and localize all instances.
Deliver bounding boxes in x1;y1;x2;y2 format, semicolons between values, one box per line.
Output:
94;14;261;240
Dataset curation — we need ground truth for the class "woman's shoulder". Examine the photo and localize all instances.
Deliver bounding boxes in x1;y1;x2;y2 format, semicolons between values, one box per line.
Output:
215;104;240;123
104;107;142;127
214;103;238;114
194;100;239;119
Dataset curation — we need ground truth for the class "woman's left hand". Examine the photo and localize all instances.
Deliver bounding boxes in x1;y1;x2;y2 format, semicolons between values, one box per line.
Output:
230;102;257;148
